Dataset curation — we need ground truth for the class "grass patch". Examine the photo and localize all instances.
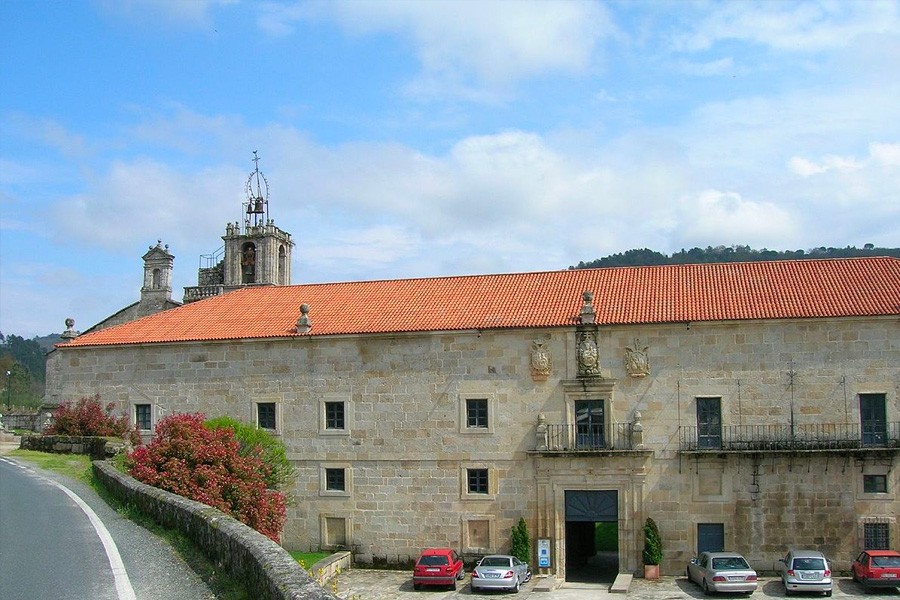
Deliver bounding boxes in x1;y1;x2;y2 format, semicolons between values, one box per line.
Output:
9;449;93;483
9;449;250;600
291;551;332;569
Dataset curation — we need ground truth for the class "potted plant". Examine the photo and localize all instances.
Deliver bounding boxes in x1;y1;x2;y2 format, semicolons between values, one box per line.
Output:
642;517;662;579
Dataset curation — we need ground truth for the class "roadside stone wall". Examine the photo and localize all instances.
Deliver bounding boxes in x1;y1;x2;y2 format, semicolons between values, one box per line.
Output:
20;434;123;460
93;461;340;600
1;409;49;432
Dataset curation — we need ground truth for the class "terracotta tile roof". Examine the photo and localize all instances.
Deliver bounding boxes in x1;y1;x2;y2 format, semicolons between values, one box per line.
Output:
61;257;900;347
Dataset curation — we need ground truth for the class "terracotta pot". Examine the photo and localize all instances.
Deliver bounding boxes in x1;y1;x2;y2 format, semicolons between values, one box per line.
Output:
644;564;660;579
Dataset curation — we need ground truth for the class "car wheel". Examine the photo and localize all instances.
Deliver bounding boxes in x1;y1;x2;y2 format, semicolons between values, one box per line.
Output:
450;578;457;591
524;569;532;583
512;575;521;593
702;579;711;596
457;569;465;580
824;591;832;597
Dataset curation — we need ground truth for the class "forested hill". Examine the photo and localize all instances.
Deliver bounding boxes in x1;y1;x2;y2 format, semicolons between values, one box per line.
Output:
570;245;900;270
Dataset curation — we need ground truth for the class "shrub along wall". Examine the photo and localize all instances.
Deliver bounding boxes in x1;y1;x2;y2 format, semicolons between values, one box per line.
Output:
93;461;340;600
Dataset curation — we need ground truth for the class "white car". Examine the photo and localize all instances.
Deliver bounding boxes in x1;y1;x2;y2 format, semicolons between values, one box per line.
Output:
687;551;758;595
470;555;532;593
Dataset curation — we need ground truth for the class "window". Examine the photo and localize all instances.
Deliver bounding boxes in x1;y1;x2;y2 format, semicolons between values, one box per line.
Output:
864;475;888;494
257;402;276;430
467;468;489;494
575;399;604;448
467;398;488;429
864;523;890;549
860;393;887;447
697;397;722;449
325;468;345;492
325;401;345;430
319;463;351;496
135;404;151;430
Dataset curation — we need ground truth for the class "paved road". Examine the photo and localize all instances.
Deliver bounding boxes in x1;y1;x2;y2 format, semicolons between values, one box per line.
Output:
334;568;900;600
0;455;219;600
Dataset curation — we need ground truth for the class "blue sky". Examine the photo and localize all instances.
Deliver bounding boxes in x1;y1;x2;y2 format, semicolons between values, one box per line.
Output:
1;0;899;338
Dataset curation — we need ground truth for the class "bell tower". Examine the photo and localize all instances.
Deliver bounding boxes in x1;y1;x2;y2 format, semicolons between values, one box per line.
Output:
222;151;293;288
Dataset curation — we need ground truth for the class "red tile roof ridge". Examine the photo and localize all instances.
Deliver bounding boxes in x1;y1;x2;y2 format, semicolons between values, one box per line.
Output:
58;256;900;348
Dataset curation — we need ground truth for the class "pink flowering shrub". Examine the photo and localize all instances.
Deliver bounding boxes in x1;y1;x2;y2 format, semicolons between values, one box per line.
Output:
127;412;286;542
46;394;141;446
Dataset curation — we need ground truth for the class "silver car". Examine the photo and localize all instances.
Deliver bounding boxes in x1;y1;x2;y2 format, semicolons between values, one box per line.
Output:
470;554;531;593
779;550;832;597
687;551;758;595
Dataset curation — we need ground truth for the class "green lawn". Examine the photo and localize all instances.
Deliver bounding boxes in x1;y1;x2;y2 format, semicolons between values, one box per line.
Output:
291;551;332;569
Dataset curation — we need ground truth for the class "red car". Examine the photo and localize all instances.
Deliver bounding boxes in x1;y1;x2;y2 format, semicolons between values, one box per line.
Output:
852;550;900;590
412;548;465;590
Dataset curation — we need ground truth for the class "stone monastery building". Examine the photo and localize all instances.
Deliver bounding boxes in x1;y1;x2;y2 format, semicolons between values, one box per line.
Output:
46;163;899;581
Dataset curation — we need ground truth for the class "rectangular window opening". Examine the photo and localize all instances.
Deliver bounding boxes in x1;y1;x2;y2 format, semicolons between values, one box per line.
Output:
864;475;888;494
325;401;345;430
325;468;346;492
257;402;276;430
466;398;489;429
467;468;489;494
864;523;890;549
135;404;151;431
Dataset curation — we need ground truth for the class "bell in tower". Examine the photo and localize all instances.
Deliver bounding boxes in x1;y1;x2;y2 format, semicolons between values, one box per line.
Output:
219;152;295;290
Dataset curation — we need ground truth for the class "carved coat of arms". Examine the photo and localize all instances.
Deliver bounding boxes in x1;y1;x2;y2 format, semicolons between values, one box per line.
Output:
624;339;650;377
576;330;600;377
530;341;552;379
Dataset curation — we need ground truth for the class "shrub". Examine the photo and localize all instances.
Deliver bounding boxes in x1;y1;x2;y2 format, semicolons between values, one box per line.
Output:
511;517;531;565
204;415;295;491
642;517;662;566
46;394;141;446
127;412;286;542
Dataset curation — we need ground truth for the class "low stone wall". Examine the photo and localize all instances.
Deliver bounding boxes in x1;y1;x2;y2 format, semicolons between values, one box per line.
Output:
20;434;123;460
310;551;352;586
1;410;48;432
93;461;340;600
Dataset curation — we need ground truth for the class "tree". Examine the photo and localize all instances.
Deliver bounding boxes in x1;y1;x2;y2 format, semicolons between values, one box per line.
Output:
642;517;662;566
511;517;531;565
204;415;295;491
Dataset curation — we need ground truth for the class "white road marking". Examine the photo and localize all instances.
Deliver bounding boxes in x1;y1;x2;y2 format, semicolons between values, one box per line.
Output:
2;458;137;600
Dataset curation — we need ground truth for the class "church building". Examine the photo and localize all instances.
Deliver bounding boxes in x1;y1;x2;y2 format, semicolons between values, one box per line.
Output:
44;161;899;581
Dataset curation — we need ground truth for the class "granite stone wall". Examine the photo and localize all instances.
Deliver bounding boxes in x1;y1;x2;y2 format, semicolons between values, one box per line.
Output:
92;461;339;600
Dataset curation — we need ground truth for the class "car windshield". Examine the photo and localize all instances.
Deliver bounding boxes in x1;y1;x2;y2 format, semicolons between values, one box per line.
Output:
419;556;449;566
712;557;751;570
480;557;511;567
794;558;826;570
872;556;900;567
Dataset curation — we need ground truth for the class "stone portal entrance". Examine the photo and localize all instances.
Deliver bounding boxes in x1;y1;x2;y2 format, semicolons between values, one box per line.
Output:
564;490;619;583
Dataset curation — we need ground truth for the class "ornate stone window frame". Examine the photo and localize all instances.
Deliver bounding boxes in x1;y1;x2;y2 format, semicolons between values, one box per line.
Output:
561;378;616;449
319;394;352;437
460;464;497;500
458;393;496;435
319;463;352;497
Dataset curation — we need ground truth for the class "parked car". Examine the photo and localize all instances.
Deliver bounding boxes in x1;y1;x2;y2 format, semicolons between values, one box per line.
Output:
778;549;832;596
851;550;900;590
470;554;532;593
412;548;465;590
686;551;758;595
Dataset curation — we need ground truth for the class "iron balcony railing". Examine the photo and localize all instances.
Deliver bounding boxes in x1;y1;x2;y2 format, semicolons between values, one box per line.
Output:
543;423;633;452
680;422;900;452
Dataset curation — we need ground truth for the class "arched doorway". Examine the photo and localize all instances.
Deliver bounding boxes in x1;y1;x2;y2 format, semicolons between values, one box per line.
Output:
564;490;619;583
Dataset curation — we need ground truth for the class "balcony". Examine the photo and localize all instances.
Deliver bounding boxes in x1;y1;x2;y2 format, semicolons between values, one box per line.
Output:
679;422;900;453
536;423;635;453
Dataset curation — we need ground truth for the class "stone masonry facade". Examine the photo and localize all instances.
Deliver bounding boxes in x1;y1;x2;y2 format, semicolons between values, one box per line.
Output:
45;314;899;577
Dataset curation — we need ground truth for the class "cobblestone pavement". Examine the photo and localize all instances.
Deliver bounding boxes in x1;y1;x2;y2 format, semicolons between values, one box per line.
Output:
334;570;900;600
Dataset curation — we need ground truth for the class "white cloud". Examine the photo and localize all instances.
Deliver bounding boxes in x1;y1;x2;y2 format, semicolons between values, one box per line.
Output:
672;1;900;53
671;190;797;248
259;0;613;95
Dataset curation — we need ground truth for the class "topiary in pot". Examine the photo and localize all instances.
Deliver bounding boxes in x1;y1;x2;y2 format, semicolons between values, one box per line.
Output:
642;517;662;579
